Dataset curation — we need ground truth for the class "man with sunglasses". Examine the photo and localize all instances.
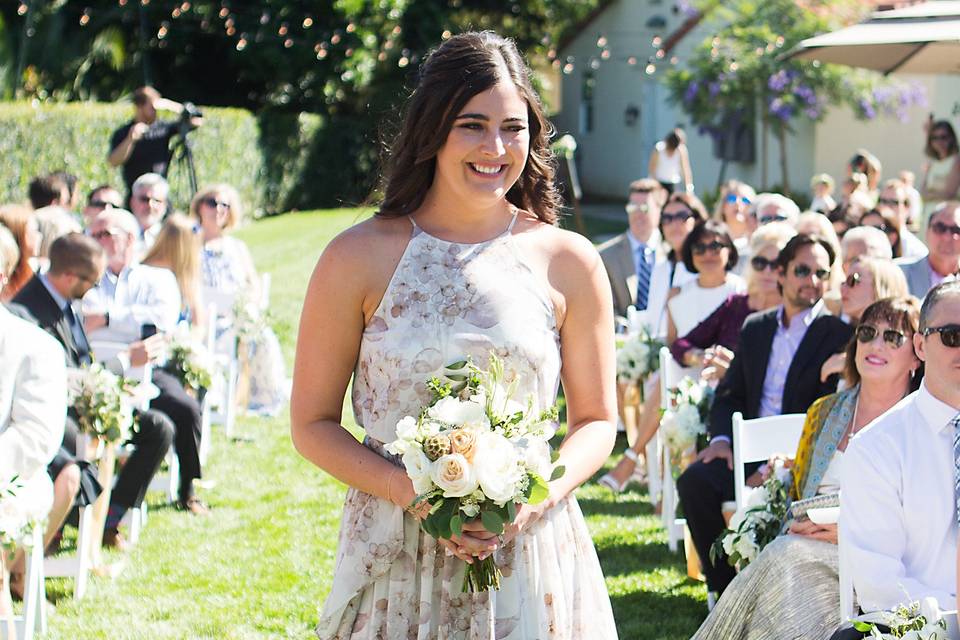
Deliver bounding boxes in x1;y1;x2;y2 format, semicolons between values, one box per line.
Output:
82;184;123;227
129;173;170;256
876;179;927;259
831;281;960;639
677;233;852;599
750;192;800;227
898;201;960;299
598;178;669;319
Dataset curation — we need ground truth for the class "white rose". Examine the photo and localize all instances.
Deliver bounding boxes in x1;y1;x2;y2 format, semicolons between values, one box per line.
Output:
517;436;553;479
745;485;770;510
721;532;737;557
428;397;490;431
472;431;524;504
430;453;480;498
734;532;759;562
687;381;704;405
402;448;435;495
396;416;419;441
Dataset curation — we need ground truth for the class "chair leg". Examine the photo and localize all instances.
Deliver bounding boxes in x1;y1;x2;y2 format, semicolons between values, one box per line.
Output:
198;399;212;466
73;506;93;601
20;525;45;639
224;359;238;439
166;450;180;505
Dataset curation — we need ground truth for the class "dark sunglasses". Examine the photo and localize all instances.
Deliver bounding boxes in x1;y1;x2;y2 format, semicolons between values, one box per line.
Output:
856;324;907;349
792;264;830;280
930;221;960;236
843;272;861;288
661;211;692;225
88;199;117;209
922;324;960;348
692;240;727;256
725;194;751;205
750;256;778;272
877;197;903;207
136;195;166;206
202;197;231;210
759;214;788;225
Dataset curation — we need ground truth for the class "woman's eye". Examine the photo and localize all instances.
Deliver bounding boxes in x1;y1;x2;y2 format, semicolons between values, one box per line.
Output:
459;122;484;130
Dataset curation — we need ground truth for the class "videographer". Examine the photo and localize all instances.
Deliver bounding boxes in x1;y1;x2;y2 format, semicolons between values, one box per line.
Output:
108;86;202;198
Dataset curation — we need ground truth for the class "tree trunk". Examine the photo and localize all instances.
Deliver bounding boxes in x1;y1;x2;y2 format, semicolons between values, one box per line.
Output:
761;114;769;191
776;124;790;196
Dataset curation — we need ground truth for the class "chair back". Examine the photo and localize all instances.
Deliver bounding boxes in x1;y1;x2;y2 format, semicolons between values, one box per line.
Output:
731;411;805;510
658;346;695;411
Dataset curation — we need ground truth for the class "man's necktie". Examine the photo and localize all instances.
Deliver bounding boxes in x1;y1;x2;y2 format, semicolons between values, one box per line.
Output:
954;412;960;526
63;303;92;367
635;246;652;311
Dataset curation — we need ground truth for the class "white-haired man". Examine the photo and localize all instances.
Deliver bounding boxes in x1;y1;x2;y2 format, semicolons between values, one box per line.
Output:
840;226;893;274
898;201;960;299
751;193;801;228
129;172;169;255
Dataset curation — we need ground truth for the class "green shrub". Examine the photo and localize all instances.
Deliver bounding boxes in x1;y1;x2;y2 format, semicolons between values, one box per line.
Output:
0;101;321;217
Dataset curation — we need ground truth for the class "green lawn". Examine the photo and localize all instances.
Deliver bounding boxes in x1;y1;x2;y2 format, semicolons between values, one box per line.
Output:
42;209;707;639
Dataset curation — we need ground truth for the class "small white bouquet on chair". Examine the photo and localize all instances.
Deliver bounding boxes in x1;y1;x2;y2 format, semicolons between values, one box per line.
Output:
616;325;664;399
385;353;563;593
851;597;948;639
163;334;215;395
660;377;713;463
0;476;24;556
711;462;790;568
67;364;139;445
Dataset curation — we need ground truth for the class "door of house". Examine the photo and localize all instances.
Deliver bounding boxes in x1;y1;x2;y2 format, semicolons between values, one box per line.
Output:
640;79;661;179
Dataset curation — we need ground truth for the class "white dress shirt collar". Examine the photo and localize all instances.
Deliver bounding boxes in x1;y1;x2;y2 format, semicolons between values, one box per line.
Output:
627;228;661;254
777;298;824;330
916;380;960;435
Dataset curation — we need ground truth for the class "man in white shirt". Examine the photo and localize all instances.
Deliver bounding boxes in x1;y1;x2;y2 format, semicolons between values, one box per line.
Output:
82;208;208;515
128;172;169;257
834;280;960;638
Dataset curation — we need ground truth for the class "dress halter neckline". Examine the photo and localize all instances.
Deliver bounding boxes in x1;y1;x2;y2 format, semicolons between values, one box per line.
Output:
408;211;519;245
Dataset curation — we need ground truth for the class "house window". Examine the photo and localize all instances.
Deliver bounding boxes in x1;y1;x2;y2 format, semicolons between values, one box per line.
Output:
646;15;667;29
580;71;595;134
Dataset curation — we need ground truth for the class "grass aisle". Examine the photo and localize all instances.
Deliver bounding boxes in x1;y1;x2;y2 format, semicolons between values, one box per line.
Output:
44;209;706;639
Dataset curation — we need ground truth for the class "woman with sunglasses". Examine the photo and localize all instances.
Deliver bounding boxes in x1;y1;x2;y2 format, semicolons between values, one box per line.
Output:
192;184;287;416
920;119;960;223
691;296;922;640
860;208;904;259
712;180;757;253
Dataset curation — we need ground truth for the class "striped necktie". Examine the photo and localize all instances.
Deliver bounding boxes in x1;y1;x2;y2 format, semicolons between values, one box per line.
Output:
635;245;652;311
954;412;960;526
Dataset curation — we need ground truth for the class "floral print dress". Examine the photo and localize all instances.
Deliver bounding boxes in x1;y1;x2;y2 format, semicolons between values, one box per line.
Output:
317;215;618;640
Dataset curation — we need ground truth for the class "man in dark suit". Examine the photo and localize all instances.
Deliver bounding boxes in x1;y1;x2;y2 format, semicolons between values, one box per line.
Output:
677;234;853;598
12;232;174;549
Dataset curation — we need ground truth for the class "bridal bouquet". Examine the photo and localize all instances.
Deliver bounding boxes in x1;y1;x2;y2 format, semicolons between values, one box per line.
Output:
67;364;137;444
711;462;790;567
616;326;664;386
385;354;563;593
660;377;713;457
163;334;215;393
852;598;948;639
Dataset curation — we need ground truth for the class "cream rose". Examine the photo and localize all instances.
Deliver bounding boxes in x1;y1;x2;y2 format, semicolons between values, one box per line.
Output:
402;448;435;496
448;429;478;462
430;453;479;497
472;431;524;505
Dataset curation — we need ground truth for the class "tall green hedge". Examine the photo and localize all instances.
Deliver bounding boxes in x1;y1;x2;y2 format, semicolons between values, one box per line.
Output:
0;102;321;217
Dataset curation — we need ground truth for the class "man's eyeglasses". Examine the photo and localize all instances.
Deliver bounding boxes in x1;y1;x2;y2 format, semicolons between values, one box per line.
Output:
750;256;778;272
758;214;788;225
843;272;861;288
792;264;830;280
625;203;649;214
136;195;166;206
877;197;903;207
922;324;960;348
661;211;692;225
930;221;960;237
692;240;726;256
856;324;908;349
91;230;117;241
725;194;751;205
202;197;231;210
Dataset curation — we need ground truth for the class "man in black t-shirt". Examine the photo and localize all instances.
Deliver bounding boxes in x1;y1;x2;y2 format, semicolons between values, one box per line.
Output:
108;86;202;196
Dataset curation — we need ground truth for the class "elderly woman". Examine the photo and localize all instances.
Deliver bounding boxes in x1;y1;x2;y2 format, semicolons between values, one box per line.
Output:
192;184;286;415
600;224;792;492
691;296;922;640
839;226;892;274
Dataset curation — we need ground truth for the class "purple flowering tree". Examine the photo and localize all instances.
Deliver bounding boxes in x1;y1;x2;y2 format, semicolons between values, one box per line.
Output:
665;0;927;193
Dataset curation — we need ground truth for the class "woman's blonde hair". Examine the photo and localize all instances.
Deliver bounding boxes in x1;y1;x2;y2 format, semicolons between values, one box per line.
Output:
796;211;844;292
744;221;795;292
190;183;243;230
849;255;910;302
142;213;202;321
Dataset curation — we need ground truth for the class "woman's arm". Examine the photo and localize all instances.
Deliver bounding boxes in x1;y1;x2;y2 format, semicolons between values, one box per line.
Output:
665;287;681;346
648;149;658;178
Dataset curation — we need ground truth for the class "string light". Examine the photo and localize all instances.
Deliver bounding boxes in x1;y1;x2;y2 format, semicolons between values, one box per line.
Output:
80;9;91;26
596;36;607;48
302;17;313;28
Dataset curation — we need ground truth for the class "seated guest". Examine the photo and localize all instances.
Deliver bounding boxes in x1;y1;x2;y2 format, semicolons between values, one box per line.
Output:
840;226;892;274
877;178;928;259
0;244;66;616
80;210;207;514
34;205;82;260
898;201;960;299
677;234;852;598
797;211;844;294
600;223;794;492
861;208;906;260
193;184;287;415
0;205;39;302
665;220;746;345
27;173;69;210
49;170;80;213
810;173;837;215
129;172;170;255
831;281;960;639
712;180;756;255
693;296;922;640
598;178;668;320
12;233;176;546
751;193;800;227
142;213;205;330
838;257;909;325
82;184;124;227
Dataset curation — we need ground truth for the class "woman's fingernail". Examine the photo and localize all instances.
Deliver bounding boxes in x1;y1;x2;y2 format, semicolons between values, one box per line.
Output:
445;548;453;557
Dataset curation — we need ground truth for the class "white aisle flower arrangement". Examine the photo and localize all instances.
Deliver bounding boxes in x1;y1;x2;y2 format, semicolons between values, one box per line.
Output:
163;333;215;393
711;462;790;567
615;325;664;391
385;353;563;593
0;475;24;557
66;364;138;444
852;598;948;639
660;377;713;459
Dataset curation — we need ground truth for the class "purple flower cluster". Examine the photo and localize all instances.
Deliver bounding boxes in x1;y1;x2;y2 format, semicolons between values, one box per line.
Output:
675;1;700;19
857;81;928;122
768;97;793;122
684;80;700;104
766;69;817;123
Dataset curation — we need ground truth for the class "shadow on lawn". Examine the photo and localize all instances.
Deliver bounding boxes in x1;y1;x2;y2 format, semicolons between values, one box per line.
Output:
576;493;656;518
610;588;708;639
596;539;691;577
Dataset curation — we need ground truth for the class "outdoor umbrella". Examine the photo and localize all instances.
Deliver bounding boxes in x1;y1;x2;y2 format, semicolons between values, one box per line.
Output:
788;1;960;75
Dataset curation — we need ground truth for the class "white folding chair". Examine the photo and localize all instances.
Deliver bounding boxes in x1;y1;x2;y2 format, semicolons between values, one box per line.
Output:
202;293;240;439
731;411;805;511
837;513;856;623
658;346;696;553
6;524;46;640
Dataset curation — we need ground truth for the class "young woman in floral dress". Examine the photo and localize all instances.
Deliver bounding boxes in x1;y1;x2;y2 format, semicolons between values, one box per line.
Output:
291;31;620;639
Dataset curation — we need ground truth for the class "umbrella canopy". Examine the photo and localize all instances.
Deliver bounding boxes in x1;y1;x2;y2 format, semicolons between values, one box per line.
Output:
789;1;960;74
